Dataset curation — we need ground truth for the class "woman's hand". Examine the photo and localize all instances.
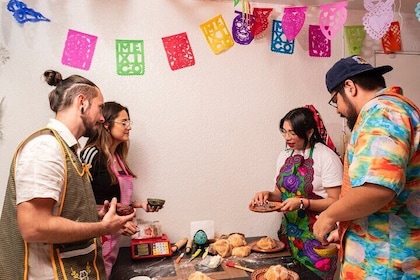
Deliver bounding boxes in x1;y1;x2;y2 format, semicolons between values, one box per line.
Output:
145;202;163;212
326;228;340;246
280;197;301;212
120;220;138;236
132;201;163;212
250;191;270;206
250;189;282;207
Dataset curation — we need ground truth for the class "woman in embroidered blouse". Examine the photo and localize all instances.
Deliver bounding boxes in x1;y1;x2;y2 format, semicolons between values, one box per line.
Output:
250;107;343;280
81;101;161;279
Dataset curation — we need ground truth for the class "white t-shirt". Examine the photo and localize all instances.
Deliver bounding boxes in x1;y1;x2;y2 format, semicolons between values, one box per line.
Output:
275;142;343;198
15;118;79;280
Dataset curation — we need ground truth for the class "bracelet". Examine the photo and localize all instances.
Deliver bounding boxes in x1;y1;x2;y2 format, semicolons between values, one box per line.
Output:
306;198;311;210
299;198;304;210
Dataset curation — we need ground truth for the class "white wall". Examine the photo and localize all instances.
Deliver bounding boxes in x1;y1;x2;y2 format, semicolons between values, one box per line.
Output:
374;51;420;106
1;0;419;246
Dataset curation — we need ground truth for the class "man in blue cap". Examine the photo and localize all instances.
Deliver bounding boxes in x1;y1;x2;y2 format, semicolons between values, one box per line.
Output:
314;55;420;279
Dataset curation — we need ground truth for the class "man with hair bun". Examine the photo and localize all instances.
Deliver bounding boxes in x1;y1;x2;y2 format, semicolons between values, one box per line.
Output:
0;70;136;280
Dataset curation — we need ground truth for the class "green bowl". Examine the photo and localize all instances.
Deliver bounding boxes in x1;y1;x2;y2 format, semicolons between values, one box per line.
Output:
147;198;165;207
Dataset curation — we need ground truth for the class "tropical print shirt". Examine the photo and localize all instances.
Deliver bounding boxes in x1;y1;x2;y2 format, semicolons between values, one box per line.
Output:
343;87;420;279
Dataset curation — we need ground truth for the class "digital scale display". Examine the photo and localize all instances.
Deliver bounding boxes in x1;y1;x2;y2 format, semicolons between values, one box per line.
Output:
131;234;172;259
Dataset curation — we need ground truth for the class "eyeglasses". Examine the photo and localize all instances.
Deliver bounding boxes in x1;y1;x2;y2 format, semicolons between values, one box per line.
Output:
328;91;339;108
280;129;297;138
114;120;133;127
328;83;345;108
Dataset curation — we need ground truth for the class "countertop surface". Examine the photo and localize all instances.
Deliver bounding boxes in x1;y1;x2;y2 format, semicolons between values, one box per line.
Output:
110;237;322;280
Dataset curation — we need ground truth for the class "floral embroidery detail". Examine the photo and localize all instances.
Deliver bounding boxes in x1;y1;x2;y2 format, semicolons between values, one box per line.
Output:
304;239;322;263
70;264;91;279
286;223;303;237
277;147;337;279
282;162;294;173
283;174;300;193
293;238;304;250
298;165;308;176
292;154;304;164
303;183;313;194
315;258;332;272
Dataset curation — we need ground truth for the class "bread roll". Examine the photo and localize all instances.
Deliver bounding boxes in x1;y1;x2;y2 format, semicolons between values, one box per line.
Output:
232;246;251;257
227;233;247;247
188;271;212;280
256;236;276;250
208;243;217;255
213;239;232;257
264;265;289;280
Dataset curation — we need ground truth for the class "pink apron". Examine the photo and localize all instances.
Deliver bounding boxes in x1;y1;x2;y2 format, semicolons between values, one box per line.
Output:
102;154;134;279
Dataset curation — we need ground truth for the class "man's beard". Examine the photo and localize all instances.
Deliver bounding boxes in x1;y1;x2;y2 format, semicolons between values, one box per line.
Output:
342;95;358;131
81;115;97;138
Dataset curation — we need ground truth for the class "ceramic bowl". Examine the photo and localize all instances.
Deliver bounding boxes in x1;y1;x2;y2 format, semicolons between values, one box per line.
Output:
129;276;151;280
313;244;338;258
147;198;165;207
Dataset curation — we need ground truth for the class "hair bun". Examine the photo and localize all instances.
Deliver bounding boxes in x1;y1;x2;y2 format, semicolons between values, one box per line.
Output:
43;70;63;86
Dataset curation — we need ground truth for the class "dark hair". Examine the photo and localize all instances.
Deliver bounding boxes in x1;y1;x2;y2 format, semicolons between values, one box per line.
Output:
44;70;99;113
332;71;386;93
84;101;136;184
279;107;325;148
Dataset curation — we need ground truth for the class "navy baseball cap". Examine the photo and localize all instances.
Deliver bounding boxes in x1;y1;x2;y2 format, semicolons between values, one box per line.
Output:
325;55;393;93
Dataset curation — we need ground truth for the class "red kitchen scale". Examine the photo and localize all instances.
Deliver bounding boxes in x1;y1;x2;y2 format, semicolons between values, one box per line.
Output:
131;234;172;259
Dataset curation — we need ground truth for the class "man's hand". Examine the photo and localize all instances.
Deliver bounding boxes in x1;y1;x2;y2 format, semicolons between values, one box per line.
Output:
313;211;336;245
98;200;110;220
101;198;136;235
